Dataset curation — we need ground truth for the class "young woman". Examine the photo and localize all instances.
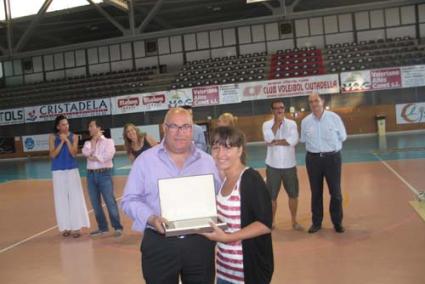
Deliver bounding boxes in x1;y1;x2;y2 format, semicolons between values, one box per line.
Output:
203;126;274;284
49;115;90;238
122;123;157;162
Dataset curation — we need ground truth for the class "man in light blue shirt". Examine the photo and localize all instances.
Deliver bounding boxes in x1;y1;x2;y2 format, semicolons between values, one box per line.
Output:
300;93;347;234
182;105;208;152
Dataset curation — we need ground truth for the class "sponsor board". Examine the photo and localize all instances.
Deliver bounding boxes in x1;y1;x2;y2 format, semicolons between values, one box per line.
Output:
396;102;425;124
22;134;50;152
0;108;25;126
167;89;193;107
192;86;220;106
219;84;241;104
340;70;371;93
25;98;111;123
241;74;339;101
401;65;425;88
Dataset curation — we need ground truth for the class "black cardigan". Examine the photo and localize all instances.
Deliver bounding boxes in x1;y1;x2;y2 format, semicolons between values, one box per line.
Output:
239;168;274;284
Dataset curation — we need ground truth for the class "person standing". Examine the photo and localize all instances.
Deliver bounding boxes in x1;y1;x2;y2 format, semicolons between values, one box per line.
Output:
122;123;158;162
203;126;274;284
82;119;123;237
122;107;221;284
181;105;207;152
300;93;347;234
49;115;90;238
217;112;237;127
262;100;303;230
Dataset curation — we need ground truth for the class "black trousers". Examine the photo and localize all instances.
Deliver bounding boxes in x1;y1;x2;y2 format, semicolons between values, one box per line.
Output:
305;152;343;227
141;229;216;284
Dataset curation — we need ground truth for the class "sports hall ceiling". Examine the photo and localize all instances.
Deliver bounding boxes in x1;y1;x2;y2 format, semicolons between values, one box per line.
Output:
0;0;410;55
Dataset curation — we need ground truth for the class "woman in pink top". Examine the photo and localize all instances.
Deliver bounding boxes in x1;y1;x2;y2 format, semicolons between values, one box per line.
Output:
202;126;274;284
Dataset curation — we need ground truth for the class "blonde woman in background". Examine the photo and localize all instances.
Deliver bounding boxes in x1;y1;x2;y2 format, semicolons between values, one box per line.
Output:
123;123;158;162
217;112;237;127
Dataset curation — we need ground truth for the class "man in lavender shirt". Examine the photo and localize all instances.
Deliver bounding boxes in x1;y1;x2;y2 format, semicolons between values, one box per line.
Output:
122;107;221;284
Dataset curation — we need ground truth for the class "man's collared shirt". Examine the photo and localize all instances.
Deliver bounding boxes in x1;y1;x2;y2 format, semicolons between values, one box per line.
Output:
121;141;221;232
263;118;298;169
82;135;115;170
300;110;347;153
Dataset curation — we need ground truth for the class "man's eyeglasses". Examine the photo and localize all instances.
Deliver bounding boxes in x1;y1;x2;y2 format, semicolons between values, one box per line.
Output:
165;123;192;132
272;106;285;110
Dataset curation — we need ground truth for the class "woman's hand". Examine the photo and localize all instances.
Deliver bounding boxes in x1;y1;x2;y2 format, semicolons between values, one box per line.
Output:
59;133;68;143
201;222;232;243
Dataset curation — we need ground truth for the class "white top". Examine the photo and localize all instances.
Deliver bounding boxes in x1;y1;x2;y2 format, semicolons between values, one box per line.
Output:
300;110;347;153
262;118;298;169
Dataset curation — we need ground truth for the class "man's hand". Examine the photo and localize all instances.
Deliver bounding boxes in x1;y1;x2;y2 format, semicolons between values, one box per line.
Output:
87;155;98;161
147;215;168;234
271;120;283;135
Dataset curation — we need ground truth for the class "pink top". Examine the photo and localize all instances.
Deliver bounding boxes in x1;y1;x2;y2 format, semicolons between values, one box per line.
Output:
82;135;115;170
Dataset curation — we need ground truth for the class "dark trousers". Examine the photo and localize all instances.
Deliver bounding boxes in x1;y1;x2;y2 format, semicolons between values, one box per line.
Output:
305;152;343;227
141;229;216;284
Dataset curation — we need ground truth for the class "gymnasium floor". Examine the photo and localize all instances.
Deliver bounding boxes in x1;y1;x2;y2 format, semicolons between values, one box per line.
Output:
1;132;424;284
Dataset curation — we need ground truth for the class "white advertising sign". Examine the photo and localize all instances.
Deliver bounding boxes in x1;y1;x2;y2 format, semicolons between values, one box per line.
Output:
395;102;425;124
22;134;50;152
0;108;25;126
241;74;339;101
24;98;111;123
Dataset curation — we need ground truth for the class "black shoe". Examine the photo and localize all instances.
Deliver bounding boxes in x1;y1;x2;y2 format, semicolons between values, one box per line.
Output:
334;225;345;233
308;224;321;234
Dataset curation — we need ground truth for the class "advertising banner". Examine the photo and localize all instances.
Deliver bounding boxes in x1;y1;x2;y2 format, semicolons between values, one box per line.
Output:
22;134;50;152
219;84;241;104
192;86;220;107
24;98;111;123
340;70;371;93
111;92;168;115
241;74;339;101
0;108;25;126
369;68;402;90
395;102;425;124
401;65;425;88
167;89;193;107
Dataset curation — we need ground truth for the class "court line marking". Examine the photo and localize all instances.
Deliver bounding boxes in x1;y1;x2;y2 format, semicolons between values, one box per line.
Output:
117;164;132;170
0;196;123;254
373;153;420;196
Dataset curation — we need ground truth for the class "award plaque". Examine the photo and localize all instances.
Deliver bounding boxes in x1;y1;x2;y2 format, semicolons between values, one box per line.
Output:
158;174;227;237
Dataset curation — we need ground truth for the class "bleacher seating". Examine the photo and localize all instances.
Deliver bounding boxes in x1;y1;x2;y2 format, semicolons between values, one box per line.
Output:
324;36;425;73
2;36;425;109
269;46;325;79
0;65;171;108
170;52;268;89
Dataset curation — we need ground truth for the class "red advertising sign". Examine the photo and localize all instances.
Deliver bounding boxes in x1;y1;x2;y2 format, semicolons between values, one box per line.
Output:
192;86;220;106
370;68;401;90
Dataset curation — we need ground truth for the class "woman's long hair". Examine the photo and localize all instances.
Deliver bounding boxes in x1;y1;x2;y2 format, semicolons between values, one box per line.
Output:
122;123;145;155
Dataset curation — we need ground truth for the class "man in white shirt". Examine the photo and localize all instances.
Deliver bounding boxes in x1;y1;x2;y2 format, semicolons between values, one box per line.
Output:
300;93;347;234
263;100;303;230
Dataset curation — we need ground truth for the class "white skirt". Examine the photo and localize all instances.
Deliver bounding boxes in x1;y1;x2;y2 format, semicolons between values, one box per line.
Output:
52;168;90;231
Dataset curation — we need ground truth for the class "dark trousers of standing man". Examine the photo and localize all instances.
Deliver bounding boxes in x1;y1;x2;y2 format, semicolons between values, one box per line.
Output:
305;151;343;227
141;229;215;284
